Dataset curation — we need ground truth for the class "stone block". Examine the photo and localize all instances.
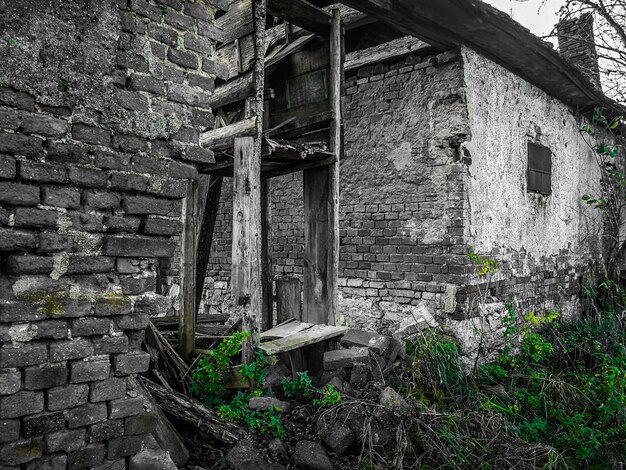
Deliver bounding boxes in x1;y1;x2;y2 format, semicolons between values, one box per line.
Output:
24;362;67;390
90;419;124;442
67;443;106;469
93;336;129;355
71;318;113;337
349;362;372;388
68;211;104;232
21;114;68;136
104;216;141;233
198;20;225;42
116;314;149;331
148;23;178;45
68;167;107;188
47;384;89;411
0;419;19;444
84;190;122;210
164;10;194;30
0;437;43;465
290;440;332;470
7;255;54;274
0;344;47;368
14;208;58;229
129;447;177;470
0;88;35;111
121;195;182;216
108;397;145;419
25;453;67;470
50;338;94;362
248;397;290;413
167;83;211;107
38;232;73;253
69;358;111;383
167;160;198;179
20;162;66;183
226;438;269;469
323;424;355;456
90;378;127;402
340;329;391;355
379;386;409;413
323;347;370;370
129;74;164;95
94;150;131;170
108;172;149;193
22;411;66;437
0;369;21;395
72;124;111;146
112;352;150;375
133;294;171;316
94;297;132;317
0;183;40;206
112;135;149;154
0;229;37;251
167;48;198;69
0;155;16;179
104;236;176;257
0;133;43;157
182;146;214;164
68;402;108;428
125;412;157;435
120;275;157;295
47;142;92;165
184;34;212;53
66;256;115;274
107;435;145;459
0;391;44;418
143;218;182;236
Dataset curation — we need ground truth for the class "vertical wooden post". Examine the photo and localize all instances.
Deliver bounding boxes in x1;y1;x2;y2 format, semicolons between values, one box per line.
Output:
276;277;301;323
179;179;199;363
261;178;273;331
195;175;223;315
302;9;342;326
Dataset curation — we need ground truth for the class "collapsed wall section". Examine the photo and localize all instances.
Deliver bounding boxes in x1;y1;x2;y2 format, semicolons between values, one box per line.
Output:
0;0;222;467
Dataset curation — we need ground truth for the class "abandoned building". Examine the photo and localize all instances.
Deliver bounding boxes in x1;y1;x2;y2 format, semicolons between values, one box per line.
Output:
0;0;624;468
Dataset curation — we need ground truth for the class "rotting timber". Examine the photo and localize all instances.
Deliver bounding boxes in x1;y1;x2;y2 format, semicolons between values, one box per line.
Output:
177;0;345;365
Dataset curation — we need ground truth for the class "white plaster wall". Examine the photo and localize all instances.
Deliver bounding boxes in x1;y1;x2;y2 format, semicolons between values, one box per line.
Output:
462;47;604;264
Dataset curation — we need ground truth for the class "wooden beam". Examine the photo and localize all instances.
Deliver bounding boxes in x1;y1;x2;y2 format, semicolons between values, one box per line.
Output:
200;117;257;151
194;175;223;315
263;155;335;179
260;179;273;331
208;72;254;109
178;179;199;362
345;35;432;71
267;0;332;36
276;277;302;323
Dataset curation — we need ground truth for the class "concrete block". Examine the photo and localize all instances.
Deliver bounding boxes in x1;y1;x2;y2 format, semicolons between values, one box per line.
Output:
323;347;370;370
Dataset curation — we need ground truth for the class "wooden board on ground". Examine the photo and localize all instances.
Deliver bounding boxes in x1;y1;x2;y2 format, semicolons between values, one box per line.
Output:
259;319;348;356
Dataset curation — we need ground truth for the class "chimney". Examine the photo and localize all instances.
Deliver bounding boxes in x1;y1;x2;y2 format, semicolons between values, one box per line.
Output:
557;13;601;88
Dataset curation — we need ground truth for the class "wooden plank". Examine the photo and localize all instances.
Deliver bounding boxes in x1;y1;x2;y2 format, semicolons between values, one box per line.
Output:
345;35;432;71
267;0;331;36
207;73;254;110
152;314;230;329
259;323;348;355
261;178;273;331
276;277;302;323
217;0;254;45
267;110;333;138
195;175;223;315
263;155;335;179
200;116;257;150
259;318;311;340
178;179;199;363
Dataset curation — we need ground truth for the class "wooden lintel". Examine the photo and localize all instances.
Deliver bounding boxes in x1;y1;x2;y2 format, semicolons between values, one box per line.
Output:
267;0;331;36
200;117;258;151
345;36;432;71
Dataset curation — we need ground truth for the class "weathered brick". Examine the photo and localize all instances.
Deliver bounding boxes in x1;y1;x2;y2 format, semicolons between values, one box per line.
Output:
68;211;104;232
24;363;67;390
198;20;225;42
323;347;370;370
71;318;113;337
50;338;94;362
104;215;141;233
0;344;47;368
69;167;107;188
37;232;72;253
41;186;80;208
104;235;177;257
106;435;144;459
184;34;213;53
47;142;92;165
94;297;132;317
0;109;19;129
108;172;149;192
8;254;54;274
47;384;89;411
90;378;127;402
90;419;124;442
94;150;131;170
112;351;150;376
45;428;86;453
148;23;178;45
202;58;229;80
0;88;34;111
0;133;43;157
130;0;161;20
0;301;46;323
0;419;19;444
21;162;66;183
94;336;129;355
190;107;215;129
0;182;40;206
164;10;194;30
25;454;68;470
21;114;68;136
159;178;187;198
182;146;214;164
122;195;182;216
108;396;144;419
143;218;182;235
14;208;58;229
0;391;44;418
68;402;108;428
0;228;37;251
120;275;157;295
0;155;16;179
167;83;211;107
116;313;149;331
168;47;198;69
0;369;21;396
167;160;198;179
124;412;157;435
184;1;210;19
72;124;111;146
112;134;149;153
66;256;115;274
129;74;164;95
70;358;111;383
22;411;65;436
67;442;106;469
84;190;121;210
0;437;44;465
115;89;149;112
117;50;149;73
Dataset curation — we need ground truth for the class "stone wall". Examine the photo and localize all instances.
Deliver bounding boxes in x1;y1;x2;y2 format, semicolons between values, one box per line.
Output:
0;0;223;467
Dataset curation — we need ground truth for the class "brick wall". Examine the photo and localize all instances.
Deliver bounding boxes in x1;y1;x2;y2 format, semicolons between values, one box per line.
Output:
0;0;223;467
557;13;601;88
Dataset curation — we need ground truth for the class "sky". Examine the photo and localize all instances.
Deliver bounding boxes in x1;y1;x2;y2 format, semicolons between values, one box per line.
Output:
483;0;565;43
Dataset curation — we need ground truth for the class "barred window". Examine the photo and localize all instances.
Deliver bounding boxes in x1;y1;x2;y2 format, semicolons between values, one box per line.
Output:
527;142;552;195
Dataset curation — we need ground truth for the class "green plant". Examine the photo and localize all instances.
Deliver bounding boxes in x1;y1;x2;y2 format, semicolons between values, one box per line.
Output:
313;384;341;408
218;391;286;439
282;371;313;398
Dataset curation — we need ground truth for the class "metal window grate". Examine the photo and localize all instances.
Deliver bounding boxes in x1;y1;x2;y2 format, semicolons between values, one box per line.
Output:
527;142;552;195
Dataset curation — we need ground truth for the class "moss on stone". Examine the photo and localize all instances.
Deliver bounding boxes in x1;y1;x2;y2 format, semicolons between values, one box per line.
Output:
20;290;68;315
